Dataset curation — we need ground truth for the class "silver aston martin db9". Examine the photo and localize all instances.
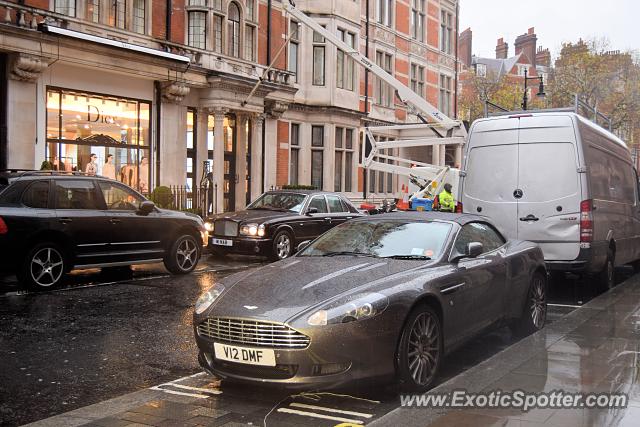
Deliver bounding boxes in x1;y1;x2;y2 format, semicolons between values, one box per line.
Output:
193;212;547;391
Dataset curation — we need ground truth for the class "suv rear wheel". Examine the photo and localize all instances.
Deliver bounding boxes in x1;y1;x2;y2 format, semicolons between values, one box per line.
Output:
19;242;66;290
164;234;200;274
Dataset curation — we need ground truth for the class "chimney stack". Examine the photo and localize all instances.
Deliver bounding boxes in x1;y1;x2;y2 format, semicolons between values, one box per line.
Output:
496;38;509;59
459;28;473;67
515;27;538;66
536;46;551;67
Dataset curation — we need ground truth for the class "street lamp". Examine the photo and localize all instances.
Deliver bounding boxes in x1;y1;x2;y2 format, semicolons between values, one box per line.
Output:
521;67;545;110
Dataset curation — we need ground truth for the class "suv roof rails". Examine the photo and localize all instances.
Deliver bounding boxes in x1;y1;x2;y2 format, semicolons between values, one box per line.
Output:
0;170;97;178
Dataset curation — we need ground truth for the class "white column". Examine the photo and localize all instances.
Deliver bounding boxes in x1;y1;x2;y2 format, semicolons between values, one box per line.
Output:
250;114;264;199
431;144;440;166
264;117;278;190
455;145;463;168
159;103;186;186
196;108;209;184
7;79;37;169
212;108;227;213
235;114;248;210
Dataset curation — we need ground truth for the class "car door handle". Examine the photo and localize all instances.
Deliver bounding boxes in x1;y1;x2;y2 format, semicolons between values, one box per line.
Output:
519;215;539;222
440;282;466;295
110;218;121;224
58;218;73;224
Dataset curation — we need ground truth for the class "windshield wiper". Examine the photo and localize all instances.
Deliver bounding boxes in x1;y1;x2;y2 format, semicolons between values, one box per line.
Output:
383;255;432;260
322;251;378;258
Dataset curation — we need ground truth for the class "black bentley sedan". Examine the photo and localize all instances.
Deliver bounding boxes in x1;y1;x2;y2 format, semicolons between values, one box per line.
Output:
0;170;206;289
204;190;362;260
194;213;547;391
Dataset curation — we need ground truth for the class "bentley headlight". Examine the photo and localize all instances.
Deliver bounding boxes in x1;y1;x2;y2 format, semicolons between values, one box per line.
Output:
240;223;264;237
195;284;225;315
204;221;214;232
307;293;388;326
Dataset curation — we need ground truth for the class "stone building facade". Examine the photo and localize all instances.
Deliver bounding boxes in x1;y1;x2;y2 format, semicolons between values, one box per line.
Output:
0;0;459;211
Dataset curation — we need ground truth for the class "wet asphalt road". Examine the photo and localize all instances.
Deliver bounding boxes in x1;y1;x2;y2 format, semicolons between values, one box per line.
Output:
0;258;629;426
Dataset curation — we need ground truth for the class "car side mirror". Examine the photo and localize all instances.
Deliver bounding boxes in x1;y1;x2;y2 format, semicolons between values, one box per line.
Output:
297;240;311;252
138;200;155;216
306;207;318;215
466;242;483;258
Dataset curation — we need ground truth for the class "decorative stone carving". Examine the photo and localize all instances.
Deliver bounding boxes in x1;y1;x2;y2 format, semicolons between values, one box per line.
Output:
161;81;190;104
9;53;52;82
264;100;289;119
374;27;395;45
410;43;427;57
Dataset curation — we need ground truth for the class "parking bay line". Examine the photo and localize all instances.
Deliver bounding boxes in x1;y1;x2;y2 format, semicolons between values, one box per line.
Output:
289;402;373;418
277;407;365;425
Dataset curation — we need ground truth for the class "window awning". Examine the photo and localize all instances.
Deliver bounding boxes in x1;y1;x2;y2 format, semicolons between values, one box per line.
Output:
38;24;191;64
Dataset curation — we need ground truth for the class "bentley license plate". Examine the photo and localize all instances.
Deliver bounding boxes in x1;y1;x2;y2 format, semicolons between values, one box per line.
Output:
211;238;233;247
213;343;276;366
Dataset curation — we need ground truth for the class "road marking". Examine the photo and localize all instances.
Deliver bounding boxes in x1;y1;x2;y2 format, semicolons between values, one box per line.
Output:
289;402;373;418
548;303;582;309
150;387;209;399
167;383;222;395
149;371;221;399
277;408;365;424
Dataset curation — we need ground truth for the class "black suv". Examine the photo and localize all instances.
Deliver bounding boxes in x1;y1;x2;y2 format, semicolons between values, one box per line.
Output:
0;171;206;289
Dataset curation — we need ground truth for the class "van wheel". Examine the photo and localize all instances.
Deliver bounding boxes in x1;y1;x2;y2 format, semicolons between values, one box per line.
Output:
594;249;615;292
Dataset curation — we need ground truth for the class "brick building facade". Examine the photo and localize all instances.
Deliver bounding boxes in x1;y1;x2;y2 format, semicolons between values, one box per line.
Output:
0;0;460;211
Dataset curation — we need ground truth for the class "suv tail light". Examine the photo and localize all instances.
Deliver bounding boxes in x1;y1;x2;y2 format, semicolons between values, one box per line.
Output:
455;202;463;213
580;200;593;243
0;217;7;235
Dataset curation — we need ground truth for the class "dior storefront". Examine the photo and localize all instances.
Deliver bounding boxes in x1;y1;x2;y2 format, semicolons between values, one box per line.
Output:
45;87;152;193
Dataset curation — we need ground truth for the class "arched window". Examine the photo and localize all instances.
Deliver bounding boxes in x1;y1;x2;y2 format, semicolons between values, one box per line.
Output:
227;2;241;57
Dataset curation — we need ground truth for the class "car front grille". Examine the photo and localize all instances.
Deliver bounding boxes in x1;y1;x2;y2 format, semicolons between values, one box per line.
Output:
214;220;238;237
198;317;311;349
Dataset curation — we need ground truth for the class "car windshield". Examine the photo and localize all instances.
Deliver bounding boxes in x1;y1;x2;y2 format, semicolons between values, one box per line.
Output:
247;192;307;213
299;220;452;259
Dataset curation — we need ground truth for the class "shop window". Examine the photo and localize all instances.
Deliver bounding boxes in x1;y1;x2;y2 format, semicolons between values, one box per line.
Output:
54;0;76;17
46;88;151;194
86;0;99;22
186;109;197;190
311;125;324;190
228;2;241;58
290;123;300;185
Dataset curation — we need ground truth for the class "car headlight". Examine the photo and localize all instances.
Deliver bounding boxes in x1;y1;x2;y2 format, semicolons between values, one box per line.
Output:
204;221;214;232
240;223;265;237
195;284;225;315
307;293;388;326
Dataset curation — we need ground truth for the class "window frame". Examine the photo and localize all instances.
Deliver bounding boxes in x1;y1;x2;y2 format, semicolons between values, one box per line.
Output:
312;29;326;86
289;123;300;186
311;125;325;190
411;0;425;42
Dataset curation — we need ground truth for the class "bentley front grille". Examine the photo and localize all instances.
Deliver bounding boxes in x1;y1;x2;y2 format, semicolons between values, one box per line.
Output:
198;317;310;349
213;220;239;237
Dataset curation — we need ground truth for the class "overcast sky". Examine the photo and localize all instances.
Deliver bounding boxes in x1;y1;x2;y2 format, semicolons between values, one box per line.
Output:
459;0;639;59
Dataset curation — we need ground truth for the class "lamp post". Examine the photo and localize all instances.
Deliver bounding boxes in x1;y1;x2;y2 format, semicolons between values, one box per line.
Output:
521;67;546;110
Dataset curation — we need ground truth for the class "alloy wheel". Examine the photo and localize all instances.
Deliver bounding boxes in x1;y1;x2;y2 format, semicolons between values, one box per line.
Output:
176;238;197;271
276;234;291;259
530;275;547;329
407;311;440;386
30;247;64;287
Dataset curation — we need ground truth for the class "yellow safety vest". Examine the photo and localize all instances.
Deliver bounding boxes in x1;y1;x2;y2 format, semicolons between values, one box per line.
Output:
438;190;455;212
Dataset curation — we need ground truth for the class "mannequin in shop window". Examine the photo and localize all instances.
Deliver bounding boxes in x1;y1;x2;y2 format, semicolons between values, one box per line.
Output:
103;154;116;180
120;164;138;189
85;154;98;176
139;156;149;193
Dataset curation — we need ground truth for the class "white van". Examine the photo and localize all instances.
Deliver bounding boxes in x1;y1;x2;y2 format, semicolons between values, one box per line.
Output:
460;112;640;290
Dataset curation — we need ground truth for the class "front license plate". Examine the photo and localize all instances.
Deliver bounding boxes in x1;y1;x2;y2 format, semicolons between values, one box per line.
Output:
211;238;233;247
214;343;276;366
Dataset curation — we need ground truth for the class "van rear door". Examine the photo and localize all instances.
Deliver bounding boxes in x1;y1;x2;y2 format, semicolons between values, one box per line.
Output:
516;116;581;261
462;118;520;238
